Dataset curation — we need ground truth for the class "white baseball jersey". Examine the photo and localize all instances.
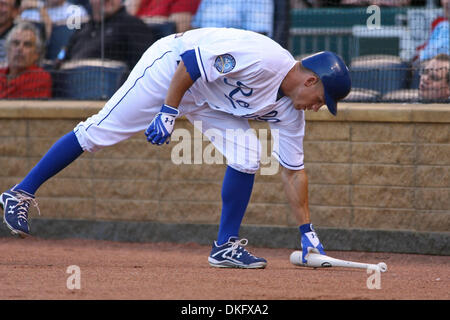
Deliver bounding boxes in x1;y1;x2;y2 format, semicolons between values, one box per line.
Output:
171;28;295;117
74;28;305;173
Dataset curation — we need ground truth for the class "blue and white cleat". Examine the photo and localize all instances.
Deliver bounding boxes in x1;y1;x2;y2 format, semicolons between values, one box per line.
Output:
0;186;40;238
208;237;267;269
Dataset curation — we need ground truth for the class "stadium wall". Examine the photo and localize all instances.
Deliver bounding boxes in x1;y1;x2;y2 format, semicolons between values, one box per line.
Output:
0;101;448;255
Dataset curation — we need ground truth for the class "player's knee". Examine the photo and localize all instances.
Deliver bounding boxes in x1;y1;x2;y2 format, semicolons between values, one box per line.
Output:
223;134;261;174
73;124;115;153
73;128;100;153
227;160;260;175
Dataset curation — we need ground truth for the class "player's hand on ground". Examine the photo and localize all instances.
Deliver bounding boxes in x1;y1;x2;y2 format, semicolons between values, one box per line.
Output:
145;104;179;145
300;223;326;264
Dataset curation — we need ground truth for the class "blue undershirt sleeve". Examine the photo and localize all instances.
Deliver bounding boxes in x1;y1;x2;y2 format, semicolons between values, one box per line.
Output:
180;49;201;82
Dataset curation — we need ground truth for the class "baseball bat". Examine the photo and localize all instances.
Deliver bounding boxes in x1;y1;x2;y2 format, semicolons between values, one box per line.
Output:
290;251;387;273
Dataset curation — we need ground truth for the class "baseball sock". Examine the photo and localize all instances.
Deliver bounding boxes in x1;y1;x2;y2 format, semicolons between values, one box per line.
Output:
217;166;255;246
16;131;84;195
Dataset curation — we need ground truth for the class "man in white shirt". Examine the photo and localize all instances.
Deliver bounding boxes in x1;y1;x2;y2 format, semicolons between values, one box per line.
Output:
191;0;274;37
1;28;351;269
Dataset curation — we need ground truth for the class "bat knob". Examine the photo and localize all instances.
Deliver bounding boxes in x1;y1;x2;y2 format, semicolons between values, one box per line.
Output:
289;251;305;266
377;262;387;273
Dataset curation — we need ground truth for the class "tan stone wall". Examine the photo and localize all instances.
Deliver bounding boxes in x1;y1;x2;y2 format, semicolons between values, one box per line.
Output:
0;101;449;233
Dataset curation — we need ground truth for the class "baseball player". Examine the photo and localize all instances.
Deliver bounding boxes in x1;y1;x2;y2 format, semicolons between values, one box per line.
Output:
0;28;351;269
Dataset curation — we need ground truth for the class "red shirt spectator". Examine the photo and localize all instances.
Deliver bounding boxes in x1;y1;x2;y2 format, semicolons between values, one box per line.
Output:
1;22;52;98
0;65;52;98
126;0;201;33
136;0;200;17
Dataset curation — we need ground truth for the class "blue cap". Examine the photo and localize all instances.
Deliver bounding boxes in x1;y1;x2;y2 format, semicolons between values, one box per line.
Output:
301;51;351;116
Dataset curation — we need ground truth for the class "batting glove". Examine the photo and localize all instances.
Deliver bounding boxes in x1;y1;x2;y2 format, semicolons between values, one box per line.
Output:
300;223;326;264
145;104;179;145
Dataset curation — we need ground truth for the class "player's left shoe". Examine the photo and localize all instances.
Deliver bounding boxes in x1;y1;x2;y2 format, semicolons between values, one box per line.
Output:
0;185;40;238
208;237;267;269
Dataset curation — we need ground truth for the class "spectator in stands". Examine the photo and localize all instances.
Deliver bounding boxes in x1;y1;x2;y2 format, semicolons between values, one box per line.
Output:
18;0;89;60
0;22;52;98
191;0;274;37
125;0;200;33
419;53;450;101
415;0;449;62
57;0;156;70
18;0;53;41
0;0;21;65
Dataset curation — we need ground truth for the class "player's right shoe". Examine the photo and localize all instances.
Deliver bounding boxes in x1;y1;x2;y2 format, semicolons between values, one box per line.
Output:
208;237;267;269
0;185;40;238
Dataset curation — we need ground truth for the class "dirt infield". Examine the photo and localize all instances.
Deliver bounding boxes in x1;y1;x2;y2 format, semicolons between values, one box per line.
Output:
0;237;448;301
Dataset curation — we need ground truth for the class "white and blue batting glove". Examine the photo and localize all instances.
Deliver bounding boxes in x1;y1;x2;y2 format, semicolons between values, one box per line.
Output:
145;104;179;145
300;223;326;264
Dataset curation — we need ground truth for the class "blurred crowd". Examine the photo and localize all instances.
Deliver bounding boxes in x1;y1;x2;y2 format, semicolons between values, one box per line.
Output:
0;0;448;102
292;0;423;7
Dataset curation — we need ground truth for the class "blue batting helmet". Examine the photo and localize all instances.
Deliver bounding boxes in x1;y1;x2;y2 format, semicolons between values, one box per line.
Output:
301;51;351;116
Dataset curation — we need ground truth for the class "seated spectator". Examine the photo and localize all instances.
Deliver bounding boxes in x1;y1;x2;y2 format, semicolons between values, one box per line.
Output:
57;0;156;70
419;53;450;101
0;0;21;65
125;0;200;33
0;22;52;98
415;0;449;63
19;0;89;60
18;0;53;41
191;0;274;37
